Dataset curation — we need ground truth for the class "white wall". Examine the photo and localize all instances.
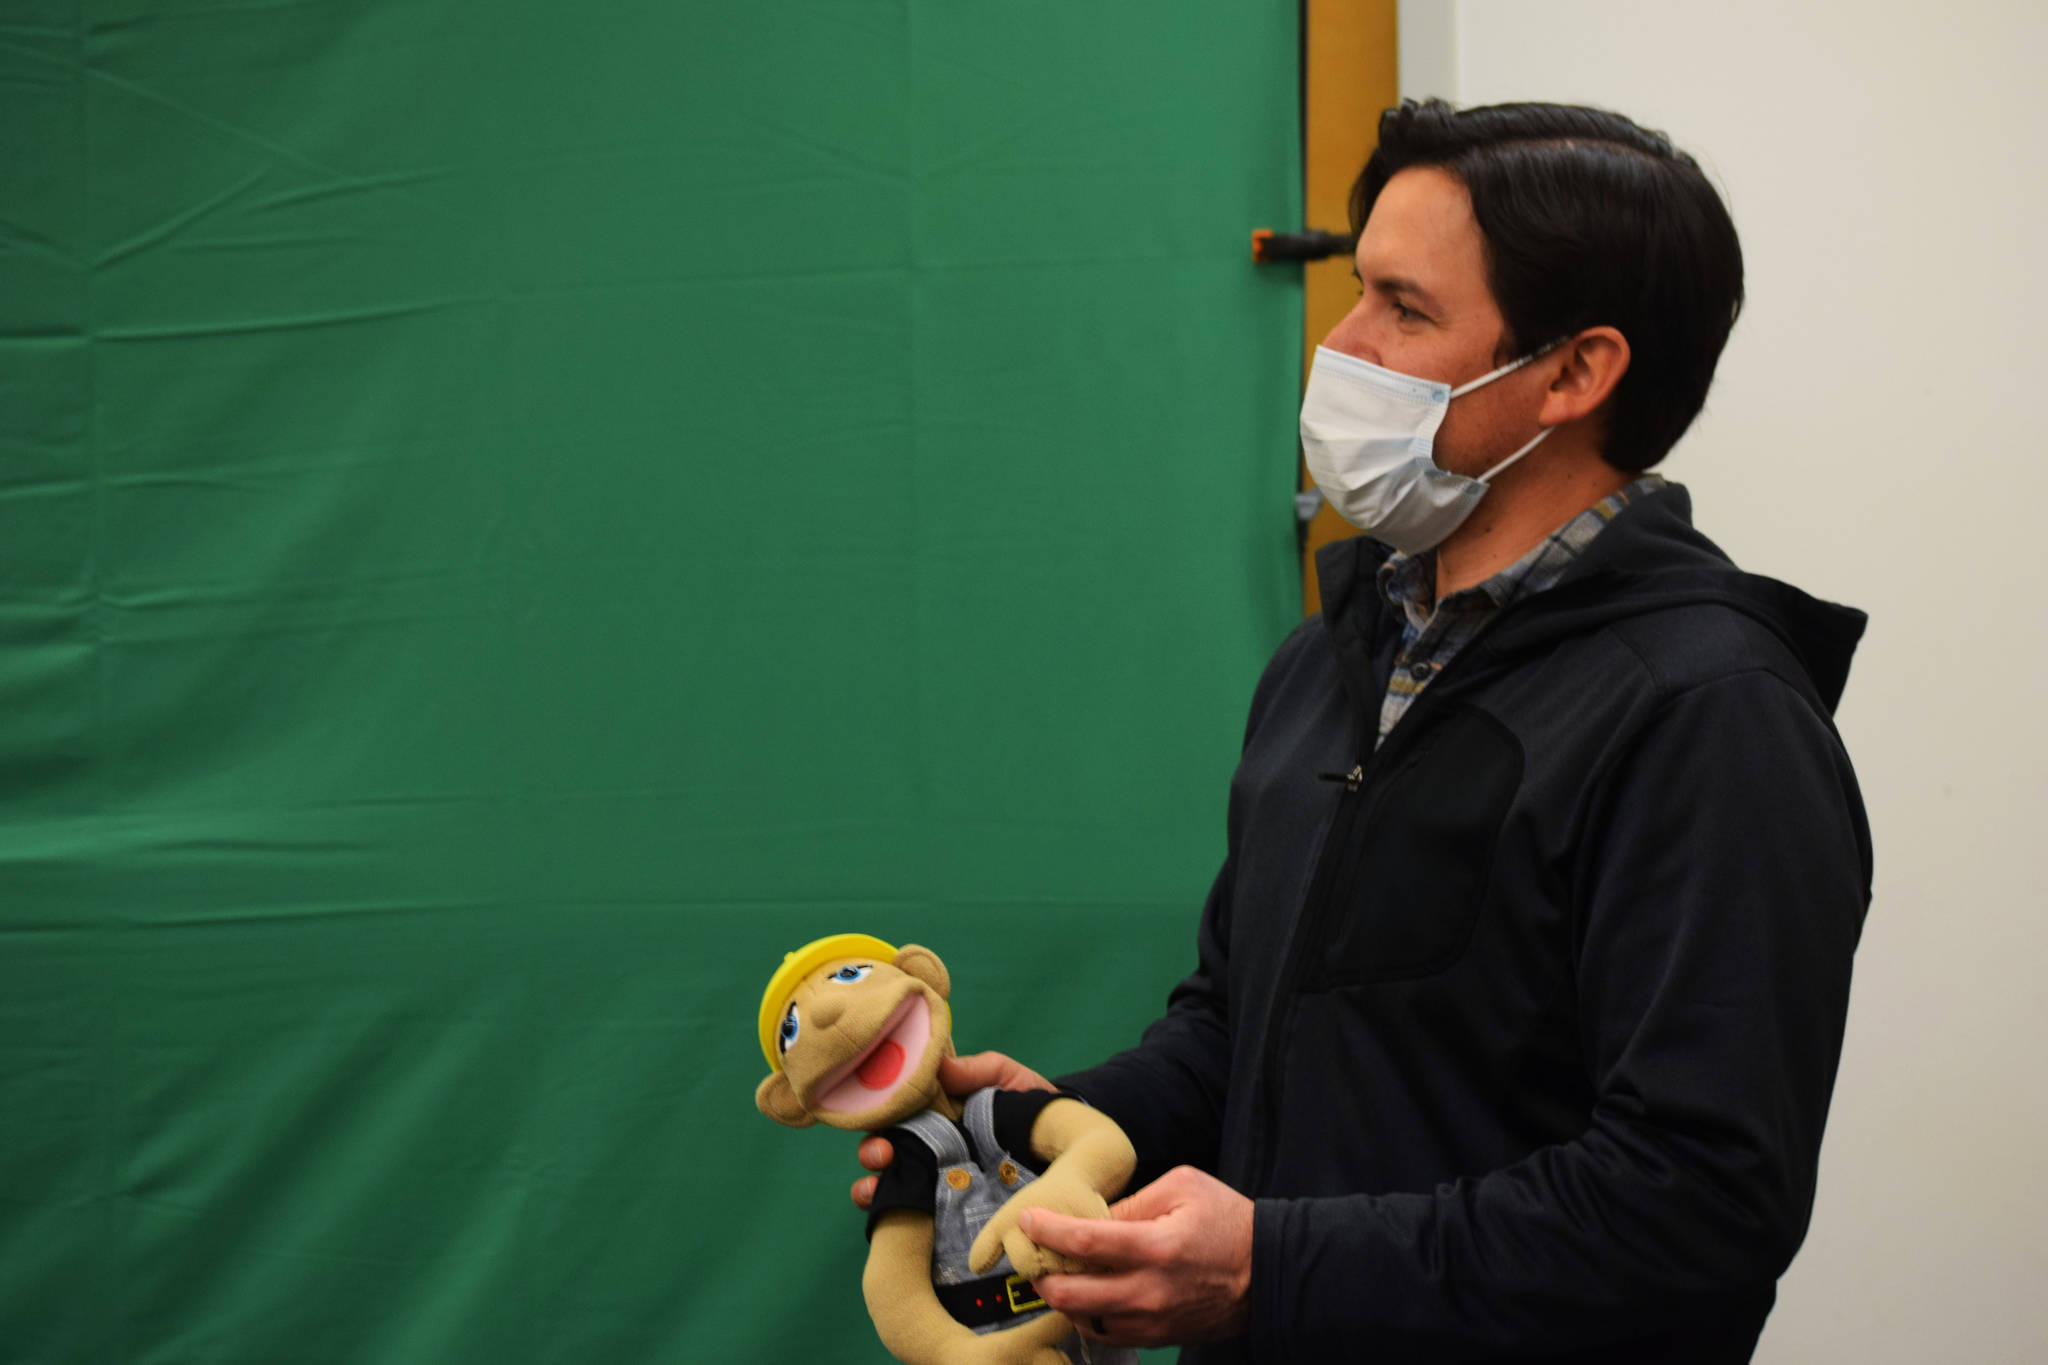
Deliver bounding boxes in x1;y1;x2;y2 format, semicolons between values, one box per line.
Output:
1400;2;2048;1359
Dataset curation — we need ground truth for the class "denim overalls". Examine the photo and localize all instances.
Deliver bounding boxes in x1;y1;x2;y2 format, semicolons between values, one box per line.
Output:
892;1087;1136;1365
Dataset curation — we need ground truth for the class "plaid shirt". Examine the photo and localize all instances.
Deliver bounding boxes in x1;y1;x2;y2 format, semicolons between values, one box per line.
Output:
1374;475;1666;747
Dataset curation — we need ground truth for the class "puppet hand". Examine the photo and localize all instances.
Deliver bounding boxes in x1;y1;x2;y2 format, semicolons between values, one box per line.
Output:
957;1308;1073;1365
969;1170;1110;1278
895;1311;1071;1365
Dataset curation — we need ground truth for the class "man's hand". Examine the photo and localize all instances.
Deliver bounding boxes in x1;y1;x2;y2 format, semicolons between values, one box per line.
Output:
967;1168;1109;1279
850;1051;1054;1210
1024;1166;1254;1348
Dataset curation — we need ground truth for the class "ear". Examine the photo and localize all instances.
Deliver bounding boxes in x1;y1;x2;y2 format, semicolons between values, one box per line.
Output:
1537;325;1631;428
892;944;950;1000
755;1071;815;1128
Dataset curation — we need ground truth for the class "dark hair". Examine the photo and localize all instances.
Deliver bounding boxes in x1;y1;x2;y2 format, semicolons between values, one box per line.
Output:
1352;99;1744;472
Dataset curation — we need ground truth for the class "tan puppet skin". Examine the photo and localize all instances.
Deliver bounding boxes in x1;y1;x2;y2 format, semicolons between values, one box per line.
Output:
755;936;1137;1365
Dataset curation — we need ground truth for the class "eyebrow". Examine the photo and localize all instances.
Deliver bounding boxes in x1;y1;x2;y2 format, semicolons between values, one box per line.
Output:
1365;274;1446;314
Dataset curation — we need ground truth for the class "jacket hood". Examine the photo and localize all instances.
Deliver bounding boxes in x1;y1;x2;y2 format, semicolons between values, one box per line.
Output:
1314;483;1869;714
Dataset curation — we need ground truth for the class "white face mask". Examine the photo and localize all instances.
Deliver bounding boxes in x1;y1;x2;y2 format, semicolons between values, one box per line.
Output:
1299;343;1556;554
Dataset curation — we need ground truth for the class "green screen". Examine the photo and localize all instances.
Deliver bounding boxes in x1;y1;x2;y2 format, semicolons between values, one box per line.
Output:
0;3;1302;1359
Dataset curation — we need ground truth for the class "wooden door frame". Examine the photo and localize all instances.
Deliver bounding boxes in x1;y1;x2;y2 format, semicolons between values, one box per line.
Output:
1299;0;1398;615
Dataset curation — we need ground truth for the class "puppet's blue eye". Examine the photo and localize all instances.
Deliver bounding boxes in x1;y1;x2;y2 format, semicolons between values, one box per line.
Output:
778;1004;800;1053
828;965;872;984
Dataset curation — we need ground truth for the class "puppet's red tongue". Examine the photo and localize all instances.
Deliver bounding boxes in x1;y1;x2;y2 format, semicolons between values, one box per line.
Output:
857;1040;906;1090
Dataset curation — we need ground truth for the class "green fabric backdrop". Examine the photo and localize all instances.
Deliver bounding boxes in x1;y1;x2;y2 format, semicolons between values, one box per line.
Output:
0;3;1302;1360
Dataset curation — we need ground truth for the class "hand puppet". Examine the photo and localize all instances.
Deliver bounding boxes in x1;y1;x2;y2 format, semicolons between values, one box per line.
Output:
755;934;1139;1365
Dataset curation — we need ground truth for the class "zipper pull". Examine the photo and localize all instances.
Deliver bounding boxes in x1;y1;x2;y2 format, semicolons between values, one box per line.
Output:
1316;764;1364;793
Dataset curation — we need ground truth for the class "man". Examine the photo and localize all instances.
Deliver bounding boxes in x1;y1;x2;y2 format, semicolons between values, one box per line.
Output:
857;99;1872;1363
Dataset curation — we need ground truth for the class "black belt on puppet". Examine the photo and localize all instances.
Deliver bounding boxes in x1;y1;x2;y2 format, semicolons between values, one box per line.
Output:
935;1272;1049;1328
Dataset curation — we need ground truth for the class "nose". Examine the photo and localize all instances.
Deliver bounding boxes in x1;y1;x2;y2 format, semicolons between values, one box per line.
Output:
1319;302;1377;365
810;995;844;1029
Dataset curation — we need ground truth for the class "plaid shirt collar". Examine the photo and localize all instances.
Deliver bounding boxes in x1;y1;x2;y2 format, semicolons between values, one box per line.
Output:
1370;474;1666;745
1378;474;1667;629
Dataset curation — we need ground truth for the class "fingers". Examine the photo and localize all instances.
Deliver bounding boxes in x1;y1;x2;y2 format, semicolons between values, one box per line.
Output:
1018;1208;1166;1271
1033;1268;1151;1318
858;1136;893;1171
940;1051;1054;1097
1072;1307;1136;1346
1108;1168;1191;1221
1005;1227;1082;1279
1037;1271;1180;1347
1041;1167;1255;1346
851;1135;893;1211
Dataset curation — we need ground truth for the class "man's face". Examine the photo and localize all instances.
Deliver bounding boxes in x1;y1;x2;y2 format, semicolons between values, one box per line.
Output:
1320;166;1549;479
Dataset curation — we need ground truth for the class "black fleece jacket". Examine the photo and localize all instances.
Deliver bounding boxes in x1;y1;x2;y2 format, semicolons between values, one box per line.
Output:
1059;485;1872;1363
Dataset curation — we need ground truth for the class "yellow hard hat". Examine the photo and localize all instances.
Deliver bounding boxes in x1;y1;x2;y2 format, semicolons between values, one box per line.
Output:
756;933;900;1071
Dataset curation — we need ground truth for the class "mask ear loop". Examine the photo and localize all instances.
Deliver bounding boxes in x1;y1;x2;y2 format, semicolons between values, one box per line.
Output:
1448;335;1571;399
1477;425;1554;483
1448;349;1538;399
1456;335;1573;482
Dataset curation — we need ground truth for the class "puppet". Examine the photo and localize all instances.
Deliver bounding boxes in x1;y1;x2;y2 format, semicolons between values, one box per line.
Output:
755;934;1139;1365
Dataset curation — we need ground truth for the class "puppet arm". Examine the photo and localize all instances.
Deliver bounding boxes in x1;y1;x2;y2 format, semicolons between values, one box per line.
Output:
866;1210;1074;1365
968;1098;1138;1279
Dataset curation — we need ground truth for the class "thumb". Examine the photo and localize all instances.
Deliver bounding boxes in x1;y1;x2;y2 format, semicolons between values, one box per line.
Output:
940;1051;1053;1096
938;1053;1002;1096
1108;1172;1189;1222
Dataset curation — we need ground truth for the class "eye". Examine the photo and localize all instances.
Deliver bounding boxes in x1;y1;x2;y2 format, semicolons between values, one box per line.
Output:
777;1003;800;1053
828;964;872;984
1392;300;1425;323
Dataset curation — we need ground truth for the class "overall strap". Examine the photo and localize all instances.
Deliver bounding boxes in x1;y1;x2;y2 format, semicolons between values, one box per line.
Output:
895;1106;970;1166
962;1086;1006;1162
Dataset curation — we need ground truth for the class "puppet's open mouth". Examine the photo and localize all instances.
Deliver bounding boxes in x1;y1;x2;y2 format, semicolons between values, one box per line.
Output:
813;993;932;1114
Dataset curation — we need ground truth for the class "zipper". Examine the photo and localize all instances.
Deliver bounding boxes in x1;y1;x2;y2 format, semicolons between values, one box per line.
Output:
1317;764;1363;792
1240;588;1546;1193
1242;680;1460;1196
